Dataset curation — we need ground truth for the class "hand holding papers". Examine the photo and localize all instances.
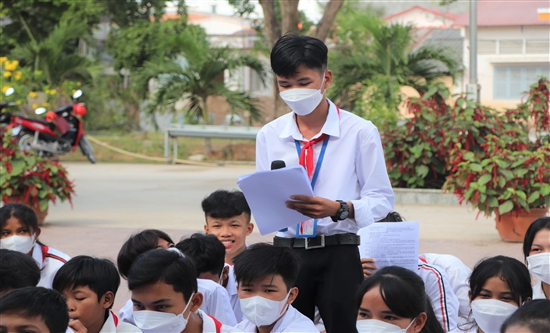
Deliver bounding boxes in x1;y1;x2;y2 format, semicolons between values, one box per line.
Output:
358;222;420;272
237;165;314;235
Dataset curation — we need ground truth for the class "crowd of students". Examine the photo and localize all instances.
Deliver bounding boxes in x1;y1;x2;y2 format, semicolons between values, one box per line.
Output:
0;189;549;333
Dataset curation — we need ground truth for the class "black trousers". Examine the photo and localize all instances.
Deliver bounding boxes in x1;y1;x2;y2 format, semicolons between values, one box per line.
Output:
291;244;363;333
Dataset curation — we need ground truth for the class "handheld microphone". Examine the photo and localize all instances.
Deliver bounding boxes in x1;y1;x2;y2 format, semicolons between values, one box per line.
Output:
271;160;286;170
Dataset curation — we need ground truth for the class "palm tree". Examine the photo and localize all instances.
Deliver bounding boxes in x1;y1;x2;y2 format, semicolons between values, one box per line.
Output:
134;28;267;155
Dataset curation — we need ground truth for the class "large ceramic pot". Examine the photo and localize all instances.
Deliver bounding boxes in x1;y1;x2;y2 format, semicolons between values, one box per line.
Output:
494;208;549;242
4;197;49;225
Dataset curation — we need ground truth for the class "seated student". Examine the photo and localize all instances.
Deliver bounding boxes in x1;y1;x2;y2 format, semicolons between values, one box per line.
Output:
127;248;240;333
522;217;550;300
500;299;550;333
176;233;238;326
53;255;141;333
0;203;70;288
0;249;40;297
117;229;175;324
0;287;70;333
452;255;532;333
202;189;253;321
233;243;318;333
356;265;445;333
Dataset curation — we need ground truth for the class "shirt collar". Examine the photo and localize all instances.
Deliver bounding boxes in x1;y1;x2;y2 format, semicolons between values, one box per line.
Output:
31;243;44;269
279;99;341;140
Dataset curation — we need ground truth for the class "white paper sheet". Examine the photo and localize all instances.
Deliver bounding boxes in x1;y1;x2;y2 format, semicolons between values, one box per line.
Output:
358;221;419;272
237;165;314;235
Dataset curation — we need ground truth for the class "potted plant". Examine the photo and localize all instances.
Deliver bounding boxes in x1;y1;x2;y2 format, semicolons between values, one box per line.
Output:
1;130;75;224
444;78;550;242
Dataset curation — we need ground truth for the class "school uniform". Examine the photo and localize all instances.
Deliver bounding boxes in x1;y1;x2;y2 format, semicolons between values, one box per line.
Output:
420;253;472;318
30;242;70;289
533;280;548;299
99;310;142;333
198;278;239;326
417;259;460;332
258;99;394;332
236;305;318;333
225;264;244;322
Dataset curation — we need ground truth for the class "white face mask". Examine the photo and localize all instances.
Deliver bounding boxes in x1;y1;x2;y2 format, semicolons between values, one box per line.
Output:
471;299;518;333
279;73;326;116
239;292;290;326
356;318;416;333
133;292;195;333
527;252;550;284
0;234;36;254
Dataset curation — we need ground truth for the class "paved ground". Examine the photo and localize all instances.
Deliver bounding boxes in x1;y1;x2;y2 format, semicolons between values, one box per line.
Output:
36;163;525;311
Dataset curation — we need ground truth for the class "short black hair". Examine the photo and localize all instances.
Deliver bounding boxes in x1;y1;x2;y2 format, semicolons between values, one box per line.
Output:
500;299;550;333
52;256;120;309
0;287;69;333
201;190;251;221
176;233;225;276
270;33;328;78
0;203;39;235
0;249;41;294
523;217;550;259
117;229;174;279
127;249;197;303
377;211;405;222
233;243;300;291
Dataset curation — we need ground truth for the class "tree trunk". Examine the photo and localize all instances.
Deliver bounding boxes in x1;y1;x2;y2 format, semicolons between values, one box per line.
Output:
314;0;345;42
202;96;213;156
127;101;140;130
258;0;282;47
280;0;300;35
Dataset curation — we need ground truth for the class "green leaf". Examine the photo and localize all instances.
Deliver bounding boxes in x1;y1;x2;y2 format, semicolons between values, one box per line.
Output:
528;191;540;204
422;86;438;100
39;200;49;212
516;191;527;200
499;200;514;215
10;160;25;176
478;174;492;186
498;177;506;188
488;197;499;207
416;165;429;178
470;163;482;172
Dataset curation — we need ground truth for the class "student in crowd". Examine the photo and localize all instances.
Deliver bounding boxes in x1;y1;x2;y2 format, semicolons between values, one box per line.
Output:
176;233;238;326
452;255;532;333
0;203;70;288
53;255;141;333
117;229;175;324
202;189;253;321
356;265;445;333
0;249;40;297
233;243;318;333
522;217;550;300
127;248;240;333
500;299;550;333
0;287;71;333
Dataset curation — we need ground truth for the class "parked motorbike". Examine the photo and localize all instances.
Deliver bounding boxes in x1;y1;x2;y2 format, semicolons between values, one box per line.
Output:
0;89;96;163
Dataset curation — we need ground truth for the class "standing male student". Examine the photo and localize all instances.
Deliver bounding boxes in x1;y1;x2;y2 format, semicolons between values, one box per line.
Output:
255;33;394;332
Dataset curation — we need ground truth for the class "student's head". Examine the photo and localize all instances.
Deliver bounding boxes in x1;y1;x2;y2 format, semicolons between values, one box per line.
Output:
176;233;228;283
500;299;550;333
202;190;253;262
356;266;443;333
0;203;41;255
52;256;120;330
117;229;175;279
0;287;69;333
523;217;550;285
377;211;405;222
0;249;41;297
128;249;203;317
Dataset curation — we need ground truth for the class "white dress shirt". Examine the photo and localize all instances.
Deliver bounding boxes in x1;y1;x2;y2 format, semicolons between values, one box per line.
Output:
225;264;244;322
31;243;71;289
256;99;394;237
197;309;243;333
99;310;142;333
533;280;548;299
236;305;318;333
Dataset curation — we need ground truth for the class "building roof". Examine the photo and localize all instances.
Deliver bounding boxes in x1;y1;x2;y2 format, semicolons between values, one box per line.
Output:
383;6;458;22
453;0;550;27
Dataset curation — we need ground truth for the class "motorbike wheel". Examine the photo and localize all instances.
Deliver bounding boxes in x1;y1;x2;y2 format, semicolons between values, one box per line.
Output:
17;133;34;152
79;136;96;164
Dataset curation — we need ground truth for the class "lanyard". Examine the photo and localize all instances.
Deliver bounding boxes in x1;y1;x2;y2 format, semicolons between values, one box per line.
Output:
294;135;329;190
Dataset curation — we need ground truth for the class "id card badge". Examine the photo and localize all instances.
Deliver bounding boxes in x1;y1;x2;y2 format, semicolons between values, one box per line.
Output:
296;219;317;238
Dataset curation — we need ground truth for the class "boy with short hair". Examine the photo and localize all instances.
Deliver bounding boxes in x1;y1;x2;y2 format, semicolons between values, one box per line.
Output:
0;249;41;297
233;243;317;333
0;287;69;333
127;248;241;333
53;255;141;333
176;233;238;326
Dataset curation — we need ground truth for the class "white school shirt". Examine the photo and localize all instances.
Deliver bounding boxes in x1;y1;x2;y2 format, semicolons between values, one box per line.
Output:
198;278;239;326
236;305;318;333
421;253;472;318
256;99;394;237
417;259;460;332
99;310;142;333
225;264;244;322
197;309;243;333
30;242;71;289
533;280;548;299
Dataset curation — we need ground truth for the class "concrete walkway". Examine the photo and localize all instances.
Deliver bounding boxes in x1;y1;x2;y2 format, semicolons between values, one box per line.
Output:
36;163;525;311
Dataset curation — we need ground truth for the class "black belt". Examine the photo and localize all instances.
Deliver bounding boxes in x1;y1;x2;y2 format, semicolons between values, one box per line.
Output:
273;234;360;250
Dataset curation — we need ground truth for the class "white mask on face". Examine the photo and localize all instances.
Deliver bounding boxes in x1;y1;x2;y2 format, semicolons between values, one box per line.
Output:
279;73;326;116
0;234;36;254
239;291;291;326
133;292;195;333
471;299;518;333
527;252;550;284
356;317;416;333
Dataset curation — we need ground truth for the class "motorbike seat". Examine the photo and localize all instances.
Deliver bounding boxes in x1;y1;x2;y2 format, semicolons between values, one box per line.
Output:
54;105;73;115
20;116;52;127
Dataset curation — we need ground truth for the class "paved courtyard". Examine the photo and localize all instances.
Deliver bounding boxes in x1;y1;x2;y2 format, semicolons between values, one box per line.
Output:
37;163;525;311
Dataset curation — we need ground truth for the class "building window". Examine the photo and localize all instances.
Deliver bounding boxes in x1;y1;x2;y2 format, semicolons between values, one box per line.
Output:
478;40;497;54
526;40;550;54
494;65;550;100
499;40;523;54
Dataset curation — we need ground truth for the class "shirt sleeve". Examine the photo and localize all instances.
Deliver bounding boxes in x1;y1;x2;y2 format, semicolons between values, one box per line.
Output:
255;129;269;172
351;125;395;228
